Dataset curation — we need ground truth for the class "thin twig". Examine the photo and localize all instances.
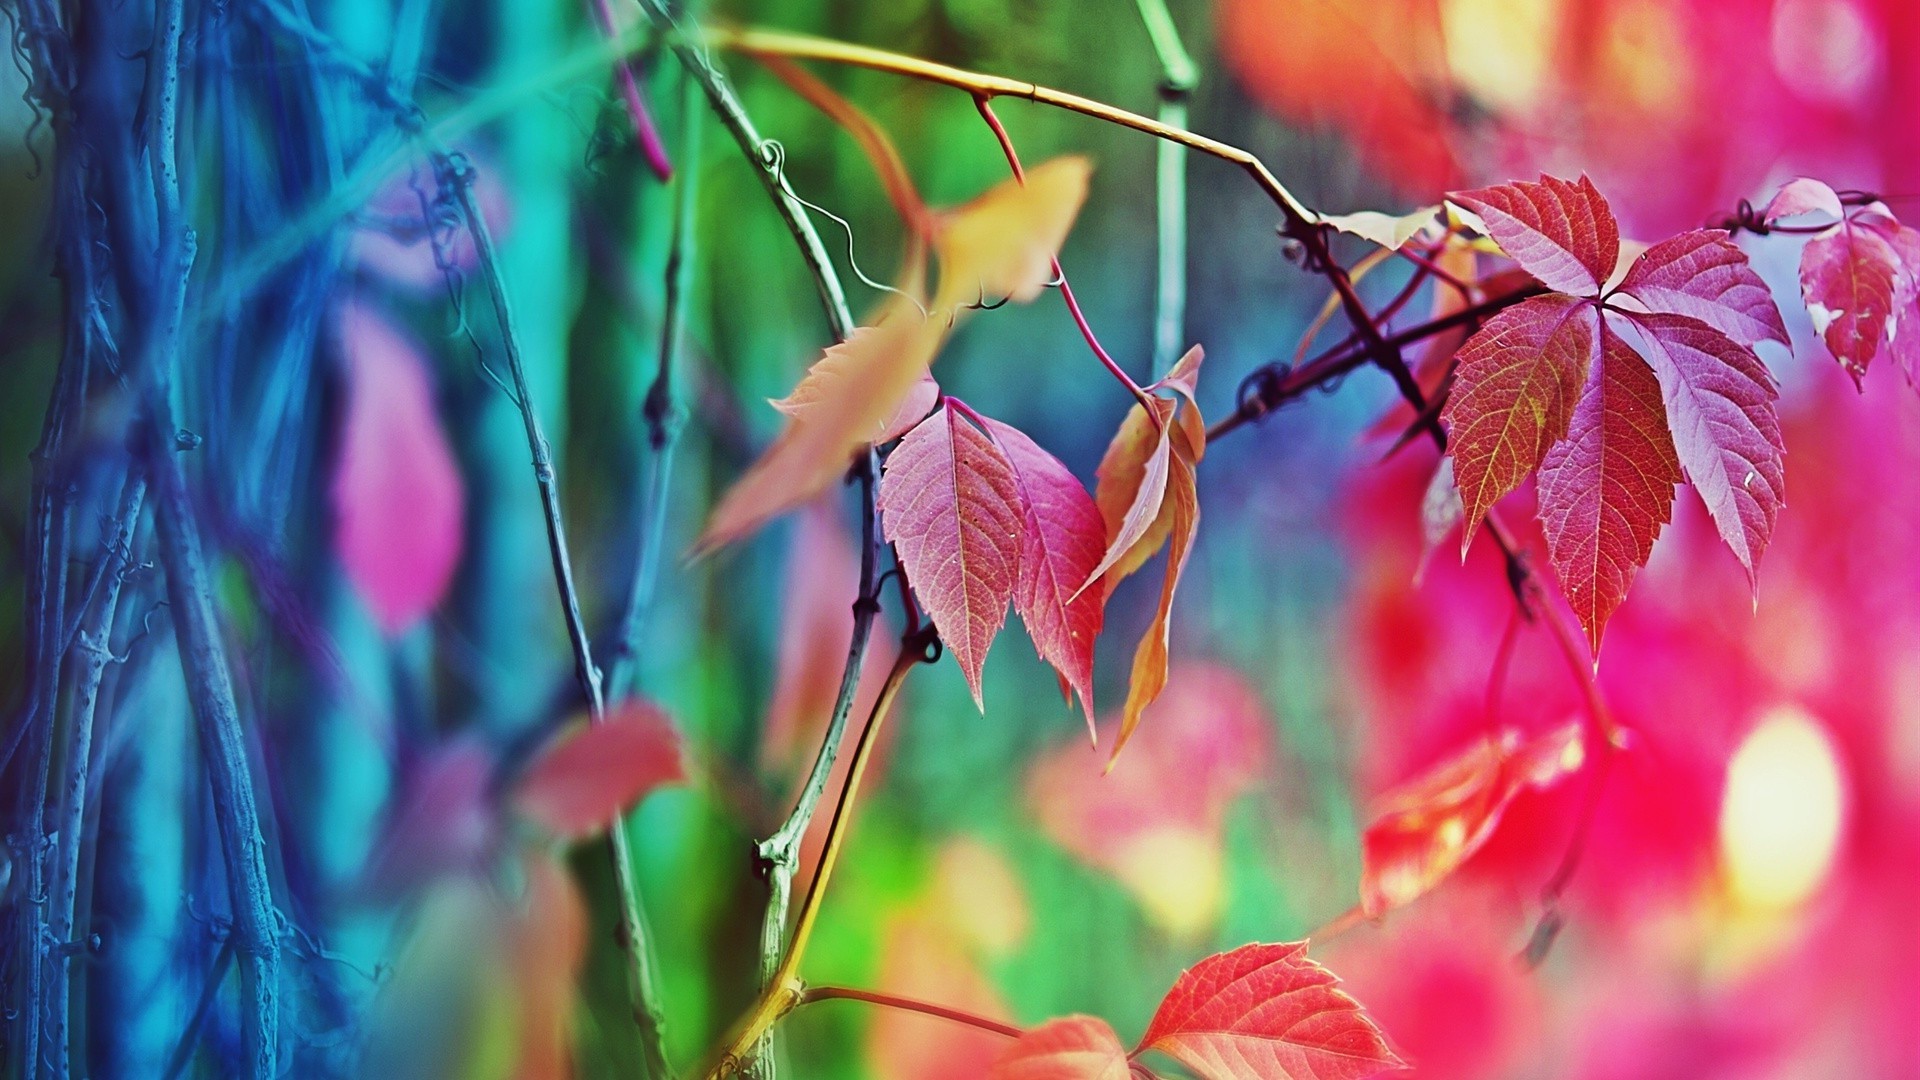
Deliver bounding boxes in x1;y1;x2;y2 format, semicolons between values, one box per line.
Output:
1133;0;1197;376
444;155;671;1077
606;61;703;705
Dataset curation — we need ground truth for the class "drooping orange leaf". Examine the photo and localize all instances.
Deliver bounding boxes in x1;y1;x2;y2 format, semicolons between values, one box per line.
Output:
879;400;1025;709
1084;347;1207;596
1136;941;1406;1079
1360;722;1586;918
1112;420;1200;765
512;700;685;840
770;348;940;446
990;1016;1130;1080
934;156;1092;309
696;297;943;554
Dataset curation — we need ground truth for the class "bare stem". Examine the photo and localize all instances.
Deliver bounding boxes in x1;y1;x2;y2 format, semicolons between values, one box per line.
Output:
797;985;1023;1039
446;157;670;1076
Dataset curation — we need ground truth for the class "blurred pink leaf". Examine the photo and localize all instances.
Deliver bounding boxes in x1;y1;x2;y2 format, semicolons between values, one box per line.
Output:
990;1016;1129;1080
331;300;465;635
512;700;685;840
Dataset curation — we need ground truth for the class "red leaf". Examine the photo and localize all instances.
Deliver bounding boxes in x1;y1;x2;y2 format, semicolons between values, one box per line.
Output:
1442;294;1599;549
331;300;465;635
1614;229;1789;348
982;418;1105;723
1136;942;1406;1080
1536;324;1681;652
1762;178;1843;224
1449;175;1619;296
935;157;1092;308
1798;214;1904;383
697;298;944;553
1625;312;1784;583
1360;723;1585;918
991;1017;1130;1080
879;401;1025;708
512;700;685;840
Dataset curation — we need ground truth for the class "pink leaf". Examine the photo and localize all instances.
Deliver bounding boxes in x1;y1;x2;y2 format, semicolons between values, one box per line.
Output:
1136;942;1407;1080
1614;229;1789;348
1798;215;1903;383
1449;175;1619;296
1761;178;1843;224
981;418;1105;724
1442;294;1600;549
990;1016;1131;1080
512;700;685;840
1536;323;1681;652
1360;722;1586;918
879;401;1025;708
1624;312;1784;583
331;300;465;635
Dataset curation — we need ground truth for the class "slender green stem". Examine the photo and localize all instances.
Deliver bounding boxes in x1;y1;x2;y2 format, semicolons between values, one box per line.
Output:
797;985;1023;1039
1133;0;1196;377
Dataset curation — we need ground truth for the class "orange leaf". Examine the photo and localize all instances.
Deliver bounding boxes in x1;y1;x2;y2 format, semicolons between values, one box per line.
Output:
934;157;1092;309
1360;721;1587;918
1084;346;1208;597
512;700;685;841
1110;420;1200;765
696;297;944;554
509;858;589;1080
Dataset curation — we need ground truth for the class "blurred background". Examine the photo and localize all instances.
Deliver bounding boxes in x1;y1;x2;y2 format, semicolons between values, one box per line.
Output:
2;0;1918;1076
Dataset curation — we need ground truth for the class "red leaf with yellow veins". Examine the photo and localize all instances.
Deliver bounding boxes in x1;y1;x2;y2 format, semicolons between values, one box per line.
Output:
1450;175;1619;296
935;156;1092;308
1136;941;1406;1080
990;1016;1130;1080
1798;213;1903;383
1614;228;1789;349
1625;312;1784;585
1360;722;1585;918
512;700;685;841
1111;421;1200;765
880;401;1025;709
982;418;1105;724
697;298;944;554
1443;294;1599;549
1536;324;1681;652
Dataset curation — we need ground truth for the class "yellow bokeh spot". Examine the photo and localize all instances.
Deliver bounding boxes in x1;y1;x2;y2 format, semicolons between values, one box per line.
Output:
1116;827;1222;941
1718;706;1847;912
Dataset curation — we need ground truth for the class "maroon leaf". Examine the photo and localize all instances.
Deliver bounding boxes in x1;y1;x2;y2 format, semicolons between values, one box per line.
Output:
990;1016;1131;1080
1536;324;1681;651
1450;175;1619;296
981;418;1106;724
331;300;465;635
1625;312;1785;582
1442;294;1599;549
1762;177;1843;224
1799;215;1903;383
512;700;685;840
1136;942;1406;1080
880;401;1026;708
1614;229;1789;348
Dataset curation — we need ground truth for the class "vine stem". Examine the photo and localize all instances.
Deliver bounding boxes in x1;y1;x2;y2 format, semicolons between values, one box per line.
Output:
606;57;705;705
704;643;924;1079
712;26;1318;228
446;161;670;1076
797;985;1023;1039
1133;0;1198;377
972;96;1157;413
